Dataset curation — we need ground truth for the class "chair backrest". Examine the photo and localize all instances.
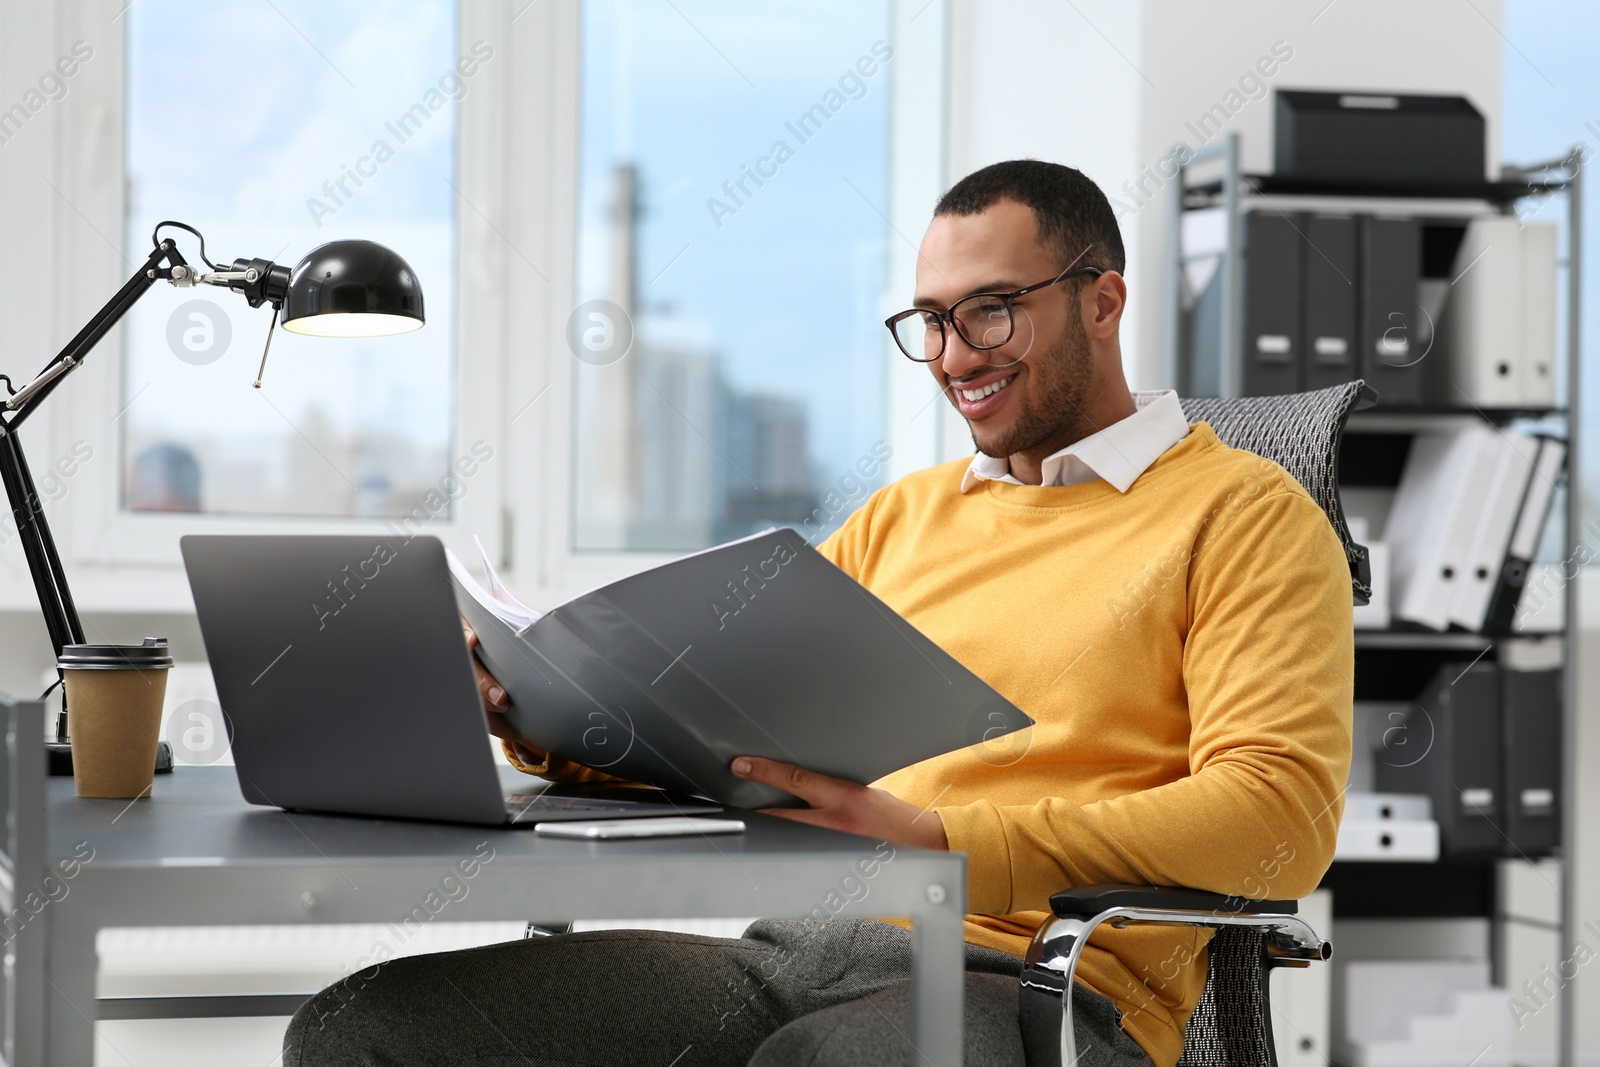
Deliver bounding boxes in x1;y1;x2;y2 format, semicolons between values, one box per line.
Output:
1179;381;1374;605
1177;926;1278;1067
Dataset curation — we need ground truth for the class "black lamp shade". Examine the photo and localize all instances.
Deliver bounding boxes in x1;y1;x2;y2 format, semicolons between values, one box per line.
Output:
280;240;425;337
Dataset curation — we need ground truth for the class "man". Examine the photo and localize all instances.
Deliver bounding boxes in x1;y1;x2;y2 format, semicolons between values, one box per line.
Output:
286;160;1352;1067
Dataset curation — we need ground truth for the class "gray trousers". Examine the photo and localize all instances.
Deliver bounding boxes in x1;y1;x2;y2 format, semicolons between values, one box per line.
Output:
283;917;1153;1067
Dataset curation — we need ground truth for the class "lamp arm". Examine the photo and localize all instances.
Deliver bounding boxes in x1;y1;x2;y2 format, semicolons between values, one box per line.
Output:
0;237;194;751
0;433;80;655
0;237;188;650
4;240;182;434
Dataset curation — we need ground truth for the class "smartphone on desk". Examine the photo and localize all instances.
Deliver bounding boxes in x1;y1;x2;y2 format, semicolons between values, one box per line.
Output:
534;816;746;840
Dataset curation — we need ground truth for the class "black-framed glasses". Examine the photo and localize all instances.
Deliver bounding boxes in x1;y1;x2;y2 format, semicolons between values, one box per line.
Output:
883;265;1105;363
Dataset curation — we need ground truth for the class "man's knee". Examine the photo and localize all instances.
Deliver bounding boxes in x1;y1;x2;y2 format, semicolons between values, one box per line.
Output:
748;988;909;1067
746;1018;849;1066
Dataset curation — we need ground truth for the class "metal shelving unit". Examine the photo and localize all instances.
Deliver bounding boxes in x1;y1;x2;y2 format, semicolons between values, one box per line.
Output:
1167;133;1585;1067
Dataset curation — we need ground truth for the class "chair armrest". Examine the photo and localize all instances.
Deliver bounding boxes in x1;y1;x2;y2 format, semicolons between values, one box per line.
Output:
1049;883;1297;920
1026;887;1329;985
1020;887;1330;1067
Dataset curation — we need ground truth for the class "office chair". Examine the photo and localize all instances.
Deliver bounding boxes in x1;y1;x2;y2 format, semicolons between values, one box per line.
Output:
1018;379;1374;1067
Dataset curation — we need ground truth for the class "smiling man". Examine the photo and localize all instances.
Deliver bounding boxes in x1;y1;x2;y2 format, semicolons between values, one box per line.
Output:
287;160;1353;1067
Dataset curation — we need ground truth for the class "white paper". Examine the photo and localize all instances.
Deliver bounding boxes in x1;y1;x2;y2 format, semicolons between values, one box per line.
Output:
445;541;542;633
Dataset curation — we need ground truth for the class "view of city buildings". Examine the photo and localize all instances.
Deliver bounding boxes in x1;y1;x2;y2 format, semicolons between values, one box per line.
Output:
572;0;893;552
574;166;823;550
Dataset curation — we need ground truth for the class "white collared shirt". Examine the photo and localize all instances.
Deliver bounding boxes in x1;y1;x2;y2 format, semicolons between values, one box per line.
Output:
959;390;1190;494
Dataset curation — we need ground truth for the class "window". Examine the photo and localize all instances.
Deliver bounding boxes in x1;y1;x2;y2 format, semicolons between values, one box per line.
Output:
121;1;459;518
1502;0;1595;536
571;0;895;551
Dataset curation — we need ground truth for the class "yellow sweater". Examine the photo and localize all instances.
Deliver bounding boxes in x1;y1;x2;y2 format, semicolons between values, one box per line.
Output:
508;423;1352;1067
816;423;1352;1066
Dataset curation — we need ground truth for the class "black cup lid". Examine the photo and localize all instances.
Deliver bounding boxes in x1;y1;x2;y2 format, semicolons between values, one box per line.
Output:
58;637;174;670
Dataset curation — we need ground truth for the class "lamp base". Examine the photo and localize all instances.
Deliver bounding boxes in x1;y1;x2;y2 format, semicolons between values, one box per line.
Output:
46;740;174;777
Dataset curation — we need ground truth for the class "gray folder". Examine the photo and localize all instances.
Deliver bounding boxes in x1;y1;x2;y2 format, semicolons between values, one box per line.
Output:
455;528;1034;809
1375;661;1501;856
1241;210;1303;396
1302;215;1359;391
1503;666;1561;855
1359;216;1426;403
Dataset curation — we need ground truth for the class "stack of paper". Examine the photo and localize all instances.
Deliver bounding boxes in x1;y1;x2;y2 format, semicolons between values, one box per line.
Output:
447;537;541;633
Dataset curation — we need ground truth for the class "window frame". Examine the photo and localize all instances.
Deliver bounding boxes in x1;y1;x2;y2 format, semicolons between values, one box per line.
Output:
519;0;954;605
0;0;949;615
21;1;500;607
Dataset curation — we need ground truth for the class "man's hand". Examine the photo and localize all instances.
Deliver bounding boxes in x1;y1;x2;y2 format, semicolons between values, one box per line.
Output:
730;756;948;851
463;620;541;765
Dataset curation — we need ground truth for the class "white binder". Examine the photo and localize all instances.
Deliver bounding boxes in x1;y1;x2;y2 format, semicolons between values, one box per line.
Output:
1441;216;1559;407
1385;427;1497;631
1519;221;1559;407
1507;439;1566;563
1443;216;1523;406
1448;431;1537;630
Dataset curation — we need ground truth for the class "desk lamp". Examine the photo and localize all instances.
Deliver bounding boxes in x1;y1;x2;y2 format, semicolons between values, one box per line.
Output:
9;221;424;773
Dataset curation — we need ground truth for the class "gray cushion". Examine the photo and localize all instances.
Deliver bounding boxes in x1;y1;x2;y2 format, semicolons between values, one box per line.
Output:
1180;381;1373;605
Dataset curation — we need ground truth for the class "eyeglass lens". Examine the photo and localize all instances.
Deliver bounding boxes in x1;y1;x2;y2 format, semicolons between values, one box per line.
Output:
892;294;1015;361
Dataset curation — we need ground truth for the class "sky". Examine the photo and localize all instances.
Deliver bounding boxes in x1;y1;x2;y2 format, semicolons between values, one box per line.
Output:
121;1;457;515
1501;0;1600;529
121;0;893;532
574;0;893;513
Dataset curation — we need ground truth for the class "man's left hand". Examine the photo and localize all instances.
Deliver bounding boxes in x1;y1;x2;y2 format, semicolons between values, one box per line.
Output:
730;756;948;851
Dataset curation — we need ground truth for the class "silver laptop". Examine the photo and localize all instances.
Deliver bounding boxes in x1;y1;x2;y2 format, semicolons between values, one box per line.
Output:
180;534;721;826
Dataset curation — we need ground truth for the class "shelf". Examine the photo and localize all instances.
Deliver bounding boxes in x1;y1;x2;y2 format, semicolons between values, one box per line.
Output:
1182;173;1568;207
1321;860;1499;919
1353;630;1565;650
1354;631;1494;650
1348;404;1566;421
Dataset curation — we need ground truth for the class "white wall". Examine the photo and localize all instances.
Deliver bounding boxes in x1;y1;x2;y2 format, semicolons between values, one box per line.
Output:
942;0;1506;393
939;0;1145;460
941;2;1600;1062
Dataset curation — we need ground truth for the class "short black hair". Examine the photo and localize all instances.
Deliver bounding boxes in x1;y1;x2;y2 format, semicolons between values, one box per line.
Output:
934;159;1125;274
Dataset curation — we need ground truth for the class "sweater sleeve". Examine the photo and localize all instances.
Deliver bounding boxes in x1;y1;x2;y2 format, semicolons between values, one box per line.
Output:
936;486;1354;913
500;739;630;784
815;485;885;578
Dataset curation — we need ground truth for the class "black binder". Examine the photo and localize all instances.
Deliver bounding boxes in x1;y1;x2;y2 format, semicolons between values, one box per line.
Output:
1503;666;1561;855
1241;211;1302;395
1375;661;1501;856
1359;216;1427;404
1301;214;1359;390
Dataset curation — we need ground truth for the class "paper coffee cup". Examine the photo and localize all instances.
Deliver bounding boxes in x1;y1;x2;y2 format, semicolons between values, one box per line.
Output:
60;638;174;799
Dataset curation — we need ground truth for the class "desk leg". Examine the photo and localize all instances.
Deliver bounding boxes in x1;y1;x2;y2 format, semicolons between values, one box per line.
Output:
910;905;965;1067
43;914;96;1067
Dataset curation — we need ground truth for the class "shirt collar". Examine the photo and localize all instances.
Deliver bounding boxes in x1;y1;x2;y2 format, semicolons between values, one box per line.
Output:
960;390;1190;494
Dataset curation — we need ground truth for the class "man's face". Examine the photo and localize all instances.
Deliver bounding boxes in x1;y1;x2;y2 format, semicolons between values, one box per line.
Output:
914;199;1095;459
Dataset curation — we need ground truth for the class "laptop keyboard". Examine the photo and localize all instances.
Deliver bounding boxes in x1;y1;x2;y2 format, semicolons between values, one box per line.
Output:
504;793;673;813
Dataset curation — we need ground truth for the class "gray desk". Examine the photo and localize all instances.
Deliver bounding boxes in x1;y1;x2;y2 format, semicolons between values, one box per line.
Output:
28;766;968;1066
